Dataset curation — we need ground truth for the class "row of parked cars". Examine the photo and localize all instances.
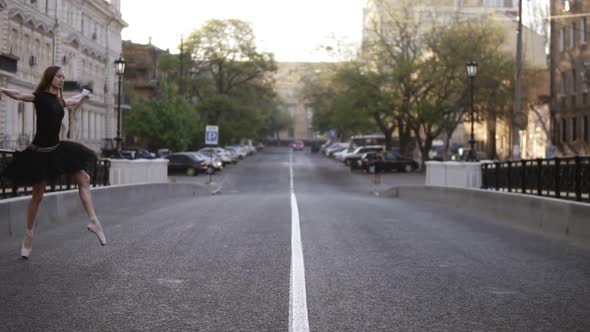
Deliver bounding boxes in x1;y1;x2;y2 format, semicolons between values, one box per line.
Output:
320;141;418;173
167;143;263;176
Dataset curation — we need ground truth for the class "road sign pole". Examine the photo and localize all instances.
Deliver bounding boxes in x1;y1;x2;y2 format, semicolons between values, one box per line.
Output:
205;125;219;185
209;150;213;184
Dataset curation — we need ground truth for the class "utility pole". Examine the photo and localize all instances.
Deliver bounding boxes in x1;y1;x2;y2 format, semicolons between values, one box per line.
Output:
513;0;524;160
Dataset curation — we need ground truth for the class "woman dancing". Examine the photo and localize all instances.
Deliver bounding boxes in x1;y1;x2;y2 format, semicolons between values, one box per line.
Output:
0;66;106;259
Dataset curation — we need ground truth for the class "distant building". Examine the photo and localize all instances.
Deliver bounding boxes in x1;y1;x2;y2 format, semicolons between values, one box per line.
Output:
274;62;332;141
122;40;167;99
0;0;127;153
550;0;590;156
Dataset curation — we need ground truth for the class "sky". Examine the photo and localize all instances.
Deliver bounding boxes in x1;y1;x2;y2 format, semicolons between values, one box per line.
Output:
120;0;367;62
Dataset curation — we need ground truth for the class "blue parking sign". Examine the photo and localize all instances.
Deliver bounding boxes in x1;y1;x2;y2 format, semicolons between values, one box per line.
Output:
205;125;219;145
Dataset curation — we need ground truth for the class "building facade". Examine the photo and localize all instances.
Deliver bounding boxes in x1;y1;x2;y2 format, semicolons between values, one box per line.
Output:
275;62;328;141
0;0;127;153
122;40;166;99
550;0;590;156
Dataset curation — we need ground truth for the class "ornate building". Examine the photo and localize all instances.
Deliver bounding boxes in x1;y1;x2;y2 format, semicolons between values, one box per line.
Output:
122;40;166;99
550;0;590;156
0;0;127;153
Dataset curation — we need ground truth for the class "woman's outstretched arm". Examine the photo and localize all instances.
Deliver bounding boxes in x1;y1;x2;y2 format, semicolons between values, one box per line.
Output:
64;89;90;107
0;88;35;102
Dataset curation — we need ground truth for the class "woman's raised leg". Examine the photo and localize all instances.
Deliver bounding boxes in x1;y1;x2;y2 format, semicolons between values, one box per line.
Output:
72;170;106;245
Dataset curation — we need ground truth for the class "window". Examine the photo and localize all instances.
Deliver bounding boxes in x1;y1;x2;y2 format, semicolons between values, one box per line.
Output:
562;72;567;94
18;103;25;133
583;116;589;142
572;117;578;142
582;18;588;43
573;69;577;93
572;22;577;48
561;118;567;142
561;27;566;51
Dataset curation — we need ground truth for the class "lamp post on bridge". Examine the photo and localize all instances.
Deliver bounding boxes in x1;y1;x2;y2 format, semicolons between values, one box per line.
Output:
114;56;126;158
466;61;478;162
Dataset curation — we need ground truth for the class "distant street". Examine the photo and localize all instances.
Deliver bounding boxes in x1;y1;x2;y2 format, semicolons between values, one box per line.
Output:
1;147;589;331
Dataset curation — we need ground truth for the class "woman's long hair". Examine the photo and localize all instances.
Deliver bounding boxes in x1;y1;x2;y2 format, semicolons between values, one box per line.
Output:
35;66;64;105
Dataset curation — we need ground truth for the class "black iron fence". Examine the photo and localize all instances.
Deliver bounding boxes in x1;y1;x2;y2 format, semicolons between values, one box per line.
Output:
482;156;590;203
0;149;110;199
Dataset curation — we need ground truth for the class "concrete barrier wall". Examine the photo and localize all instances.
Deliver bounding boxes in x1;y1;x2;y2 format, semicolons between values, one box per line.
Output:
425;161;492;188
383;185;590;247
0;182;209;241
109;159;169;185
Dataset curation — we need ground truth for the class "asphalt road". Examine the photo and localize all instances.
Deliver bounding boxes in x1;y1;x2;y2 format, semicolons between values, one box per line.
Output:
1;147;589;331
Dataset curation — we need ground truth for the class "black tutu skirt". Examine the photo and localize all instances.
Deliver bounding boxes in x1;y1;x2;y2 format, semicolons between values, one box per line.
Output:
2;141;97;186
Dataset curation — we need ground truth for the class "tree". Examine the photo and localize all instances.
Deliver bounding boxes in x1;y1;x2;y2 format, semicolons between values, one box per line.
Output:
125;81;198;151
300;63;381;142
180;19;279;142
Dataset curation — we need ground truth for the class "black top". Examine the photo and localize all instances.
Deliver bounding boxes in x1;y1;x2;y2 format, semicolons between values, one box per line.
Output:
31;91;65;148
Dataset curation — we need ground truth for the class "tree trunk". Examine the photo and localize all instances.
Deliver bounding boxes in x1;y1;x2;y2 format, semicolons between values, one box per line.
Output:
486;111;497;160
398;119;412;156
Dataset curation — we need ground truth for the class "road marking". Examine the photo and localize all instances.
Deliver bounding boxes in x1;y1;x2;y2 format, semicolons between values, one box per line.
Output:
289;151;310;332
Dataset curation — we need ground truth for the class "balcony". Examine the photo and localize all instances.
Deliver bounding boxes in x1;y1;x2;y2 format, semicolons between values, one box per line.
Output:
0;54;18;74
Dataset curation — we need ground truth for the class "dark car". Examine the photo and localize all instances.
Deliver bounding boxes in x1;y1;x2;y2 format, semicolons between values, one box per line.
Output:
291;140;305;151
358;151;418;173
166;153;209;176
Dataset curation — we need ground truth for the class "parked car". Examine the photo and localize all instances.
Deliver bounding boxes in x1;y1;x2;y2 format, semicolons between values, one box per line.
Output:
358;151;418;173
451;149;489;161
157;148;171;158
187;152;224;173
342;145;385;167
326;143;349;157
198;147;234;165
291;140;305;151
166;153;209;176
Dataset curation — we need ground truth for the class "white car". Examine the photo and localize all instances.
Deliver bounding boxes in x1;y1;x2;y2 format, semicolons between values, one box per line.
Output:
341;145;385;166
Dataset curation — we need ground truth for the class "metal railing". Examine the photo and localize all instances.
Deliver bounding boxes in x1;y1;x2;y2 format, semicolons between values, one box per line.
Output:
482;156;590;203
0;149;110;199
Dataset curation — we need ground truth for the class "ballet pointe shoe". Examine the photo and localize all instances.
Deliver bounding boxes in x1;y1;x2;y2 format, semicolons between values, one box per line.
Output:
87;218;106;246
21;228;33;259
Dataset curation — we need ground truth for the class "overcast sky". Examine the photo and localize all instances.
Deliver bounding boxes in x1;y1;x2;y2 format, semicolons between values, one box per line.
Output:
120;0;366;62
120;1;550;62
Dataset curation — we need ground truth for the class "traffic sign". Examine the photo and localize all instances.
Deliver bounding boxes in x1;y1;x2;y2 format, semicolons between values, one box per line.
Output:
205;125;219;145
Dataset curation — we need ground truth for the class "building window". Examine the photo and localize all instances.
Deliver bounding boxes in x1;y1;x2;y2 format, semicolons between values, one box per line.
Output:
572;95;577;108
562;71;567;94
572;22;577;48
582;18;588;43
572;117;578;142
583;116;589;142
18;103;25;133
560;27;566;51
561;118;567;142
573;69;577;93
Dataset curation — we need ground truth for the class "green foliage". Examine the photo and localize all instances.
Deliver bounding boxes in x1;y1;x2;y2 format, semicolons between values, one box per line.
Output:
301;63;381;140
125;81;199;151
178;19;279;142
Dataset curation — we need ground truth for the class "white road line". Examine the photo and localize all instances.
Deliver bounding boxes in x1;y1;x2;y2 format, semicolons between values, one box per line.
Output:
289;151;310;332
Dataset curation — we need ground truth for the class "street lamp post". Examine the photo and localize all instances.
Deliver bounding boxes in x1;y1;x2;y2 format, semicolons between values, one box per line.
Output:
114;56;126;158
466;61;478;162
